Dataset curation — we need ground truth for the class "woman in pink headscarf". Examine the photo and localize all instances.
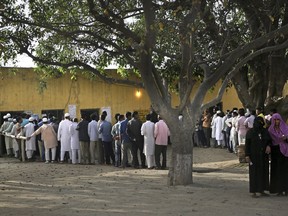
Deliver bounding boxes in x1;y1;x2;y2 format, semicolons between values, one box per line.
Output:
268;113;288;196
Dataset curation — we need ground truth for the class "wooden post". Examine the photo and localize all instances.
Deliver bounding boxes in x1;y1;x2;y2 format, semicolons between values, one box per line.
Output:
21;139;25;162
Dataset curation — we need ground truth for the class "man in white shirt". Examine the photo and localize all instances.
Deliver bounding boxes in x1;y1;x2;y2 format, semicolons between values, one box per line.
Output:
88;114;99;165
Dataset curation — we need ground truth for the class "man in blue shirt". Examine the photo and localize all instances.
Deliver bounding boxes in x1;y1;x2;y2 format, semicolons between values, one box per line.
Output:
120;112;132;168
99;114;115;165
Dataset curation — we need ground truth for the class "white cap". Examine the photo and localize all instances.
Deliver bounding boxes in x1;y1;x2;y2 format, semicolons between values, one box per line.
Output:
216;110;221;114
64;113;70;118
29;117;35;122
6;113;11;118
3;115;7;119
42;118;48;123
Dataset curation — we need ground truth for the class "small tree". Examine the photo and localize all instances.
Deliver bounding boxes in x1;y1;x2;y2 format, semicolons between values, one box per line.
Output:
1;0;288;185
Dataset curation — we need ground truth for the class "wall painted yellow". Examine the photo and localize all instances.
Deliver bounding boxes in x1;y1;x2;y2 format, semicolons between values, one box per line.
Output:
0;68;242;121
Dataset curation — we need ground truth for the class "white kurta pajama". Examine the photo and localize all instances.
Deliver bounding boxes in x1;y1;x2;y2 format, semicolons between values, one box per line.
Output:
31;123;58;162
24;122;36;159
0;121;13;155
211;114;217;139
10;124;19;155
69;122;81;164
214;116;224;146
141;120;155;168
58;119;72;162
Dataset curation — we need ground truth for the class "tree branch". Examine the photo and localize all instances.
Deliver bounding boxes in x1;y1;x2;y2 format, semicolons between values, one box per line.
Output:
202;39;288;110
17;43;143;87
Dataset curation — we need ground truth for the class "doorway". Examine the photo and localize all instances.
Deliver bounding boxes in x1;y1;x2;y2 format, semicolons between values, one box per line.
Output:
80;109;100;121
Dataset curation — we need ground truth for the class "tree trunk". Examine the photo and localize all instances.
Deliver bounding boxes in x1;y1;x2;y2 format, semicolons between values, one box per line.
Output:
233;53;288;119
168;124;193;186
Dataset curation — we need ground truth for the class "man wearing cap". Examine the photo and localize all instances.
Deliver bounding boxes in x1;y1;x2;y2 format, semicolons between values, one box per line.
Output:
2;114;15;157
37;113;48;161
210;107;219;147
214;110;224;148
28;117;58;163
23;117;36;161
0;115;11;156
58;113;72;163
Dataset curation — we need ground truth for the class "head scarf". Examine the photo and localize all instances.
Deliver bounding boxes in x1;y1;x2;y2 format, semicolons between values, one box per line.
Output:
268;113;288;157
253;116;265;133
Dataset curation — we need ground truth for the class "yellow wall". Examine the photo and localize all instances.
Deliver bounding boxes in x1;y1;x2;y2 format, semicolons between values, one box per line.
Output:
171;81;242;111
0;68;151;122
0;68;242;121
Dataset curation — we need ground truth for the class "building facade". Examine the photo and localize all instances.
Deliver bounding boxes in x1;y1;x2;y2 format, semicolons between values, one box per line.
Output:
0;67;243;123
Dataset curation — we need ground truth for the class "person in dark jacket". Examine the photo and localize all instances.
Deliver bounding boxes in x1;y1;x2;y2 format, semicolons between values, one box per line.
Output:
127;111;146;168
77;115;90;164
245;117;271;198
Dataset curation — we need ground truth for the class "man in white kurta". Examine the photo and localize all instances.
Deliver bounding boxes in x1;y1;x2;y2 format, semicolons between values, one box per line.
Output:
141;114;155;169
2;114;14;156
57;113;72;163
210;108;218;147
24;117;36;160
214;111;224;147
0;115;12;156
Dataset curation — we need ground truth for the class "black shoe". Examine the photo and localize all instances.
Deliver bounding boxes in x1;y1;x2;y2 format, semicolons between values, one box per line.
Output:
260;192;270;197
277;192;284;196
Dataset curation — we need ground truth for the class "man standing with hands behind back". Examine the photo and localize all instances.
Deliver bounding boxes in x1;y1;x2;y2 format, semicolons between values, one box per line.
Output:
154;115;170;170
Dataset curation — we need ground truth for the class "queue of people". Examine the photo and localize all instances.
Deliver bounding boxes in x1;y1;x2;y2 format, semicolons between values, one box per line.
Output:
195;107;273;161
0;110;170;170
246;112;288;197
194;106;288;198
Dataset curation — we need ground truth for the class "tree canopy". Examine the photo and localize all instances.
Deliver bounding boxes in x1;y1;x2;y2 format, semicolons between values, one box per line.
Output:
1;0;288;185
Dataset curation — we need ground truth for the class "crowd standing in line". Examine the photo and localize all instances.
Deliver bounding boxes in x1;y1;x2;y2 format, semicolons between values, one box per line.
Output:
1;106;288;197
0;109;170;171
194;106;288;198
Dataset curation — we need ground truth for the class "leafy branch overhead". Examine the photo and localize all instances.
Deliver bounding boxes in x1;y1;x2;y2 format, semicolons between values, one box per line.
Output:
2;0;288;186
0;0;288;114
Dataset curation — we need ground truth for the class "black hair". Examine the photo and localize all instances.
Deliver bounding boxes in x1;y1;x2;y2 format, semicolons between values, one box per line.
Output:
146;114;151;120
125;112;132;118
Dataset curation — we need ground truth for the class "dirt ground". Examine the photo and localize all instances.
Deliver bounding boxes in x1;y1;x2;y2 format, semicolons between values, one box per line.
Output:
0;146;287;216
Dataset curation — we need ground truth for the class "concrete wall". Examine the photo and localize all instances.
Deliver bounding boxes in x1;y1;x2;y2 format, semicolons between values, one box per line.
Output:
0;68;243;122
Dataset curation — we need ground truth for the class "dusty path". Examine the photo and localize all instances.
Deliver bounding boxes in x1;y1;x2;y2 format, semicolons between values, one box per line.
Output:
0;147;287;216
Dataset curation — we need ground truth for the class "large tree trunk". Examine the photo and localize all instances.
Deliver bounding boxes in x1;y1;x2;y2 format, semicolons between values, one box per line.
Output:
233;53;288;119
167;122;193;186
